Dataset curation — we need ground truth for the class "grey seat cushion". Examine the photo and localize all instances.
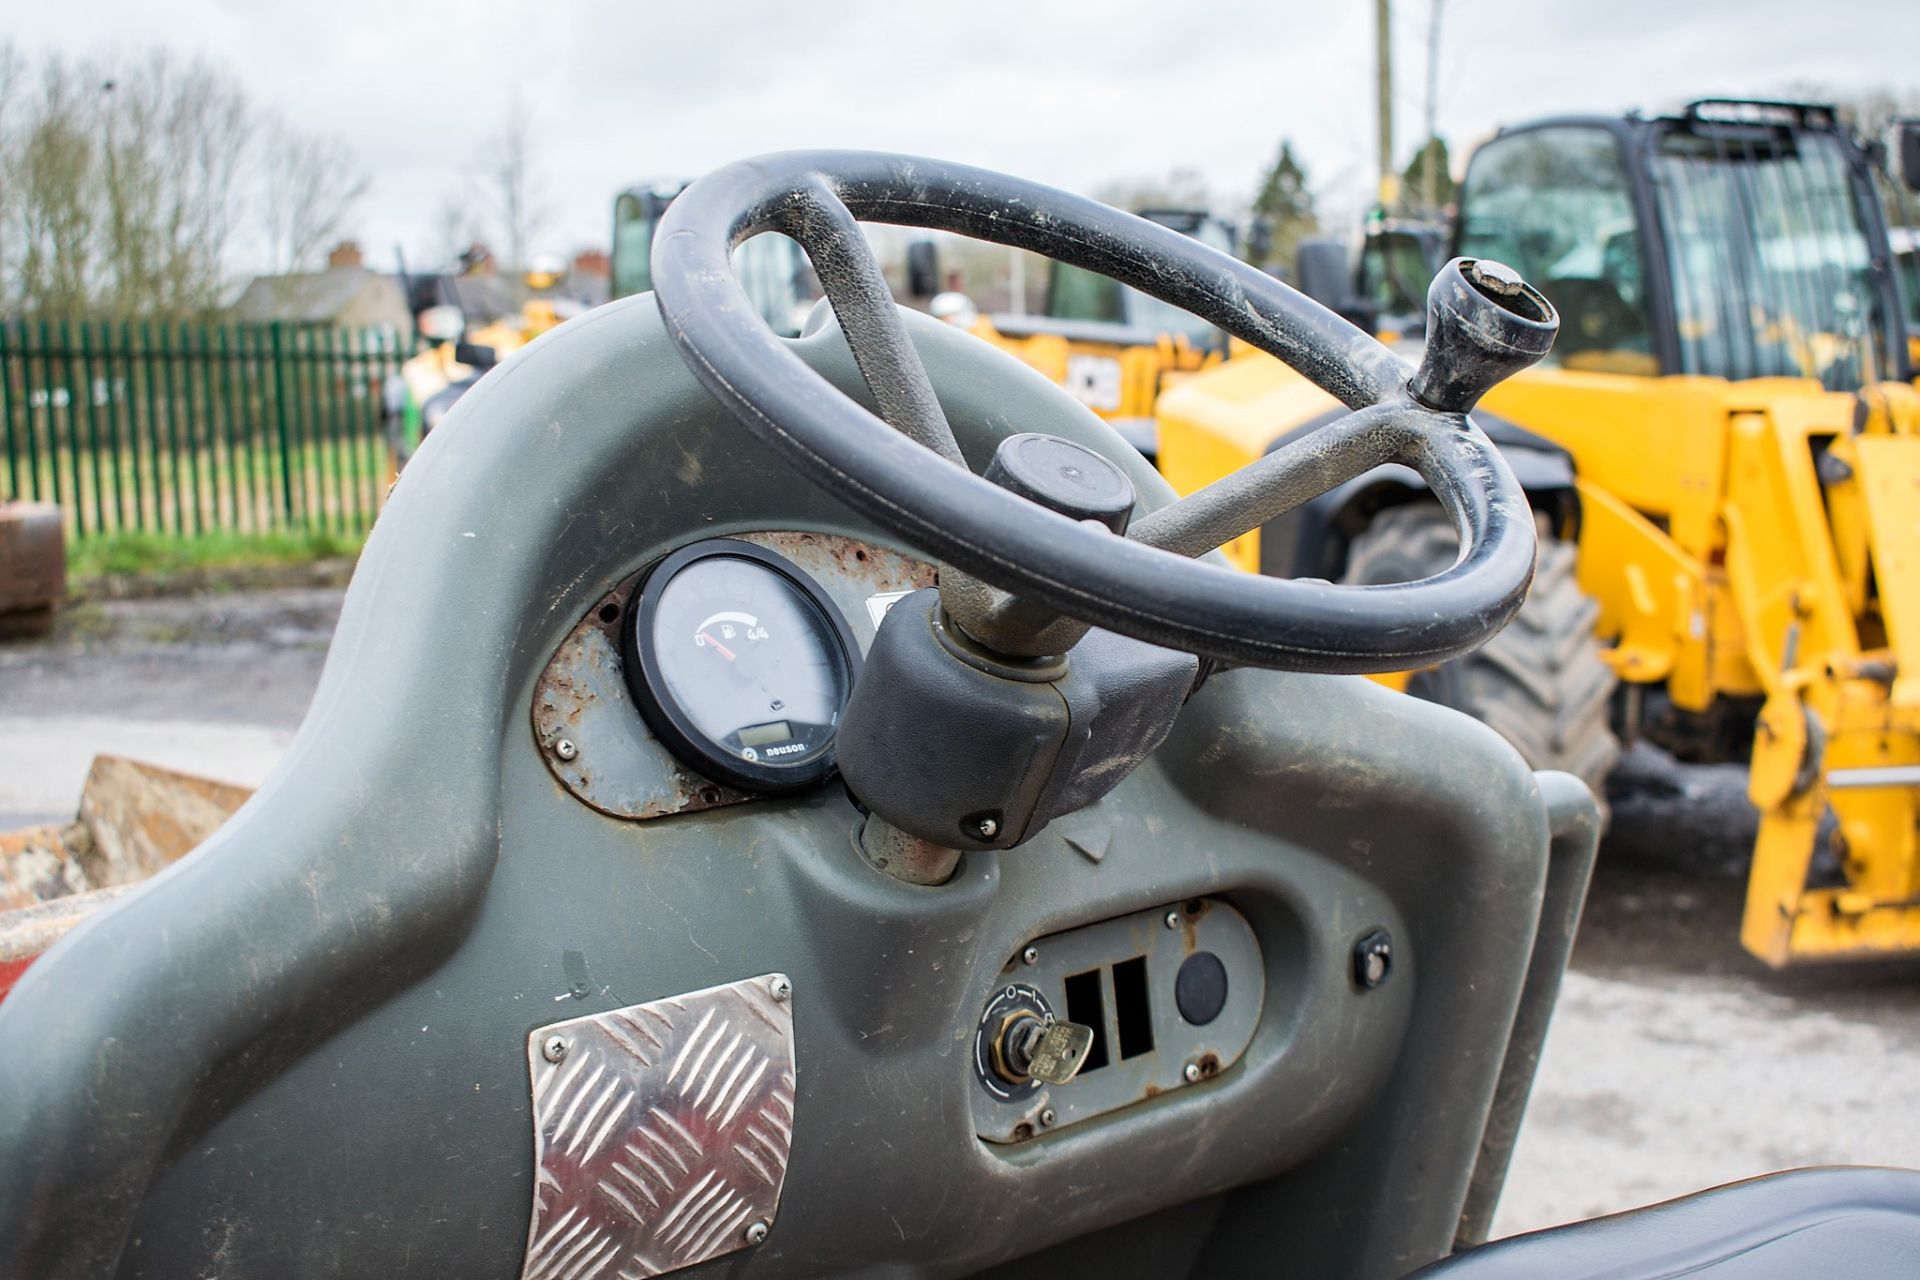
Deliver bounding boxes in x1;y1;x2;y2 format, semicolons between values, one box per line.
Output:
1410;1167;1920;1279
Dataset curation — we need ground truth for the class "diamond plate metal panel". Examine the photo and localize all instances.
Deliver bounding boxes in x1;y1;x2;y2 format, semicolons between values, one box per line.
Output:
522;974;797;1279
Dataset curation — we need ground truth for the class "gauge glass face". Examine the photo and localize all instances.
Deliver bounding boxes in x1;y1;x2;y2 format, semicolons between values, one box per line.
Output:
643;552;853;780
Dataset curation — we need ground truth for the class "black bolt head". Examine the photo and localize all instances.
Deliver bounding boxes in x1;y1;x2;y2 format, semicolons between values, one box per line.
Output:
1353;929;1394;989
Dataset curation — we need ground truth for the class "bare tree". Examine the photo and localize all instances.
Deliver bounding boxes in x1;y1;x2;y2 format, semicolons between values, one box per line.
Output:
478;103;548;274
0;44;20;305
0;41;21;142
7;54;100;315
0;46;254;318
260;119;372;273
103;49;251;315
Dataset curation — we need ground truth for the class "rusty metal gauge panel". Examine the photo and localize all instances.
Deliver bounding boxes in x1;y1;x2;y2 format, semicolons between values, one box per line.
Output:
521;973;799;1279
531;531;932;821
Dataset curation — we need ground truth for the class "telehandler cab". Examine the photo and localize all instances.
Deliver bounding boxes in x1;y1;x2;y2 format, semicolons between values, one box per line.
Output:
612;180;814;336
1162;99;1920;967
1295;216;1447;343
3;151;1917;1278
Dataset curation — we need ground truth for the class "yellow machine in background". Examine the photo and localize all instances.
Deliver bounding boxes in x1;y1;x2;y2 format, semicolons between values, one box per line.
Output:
971;209;1254;458
388;252;582;474
389;183;816;477
1161;99;1920;966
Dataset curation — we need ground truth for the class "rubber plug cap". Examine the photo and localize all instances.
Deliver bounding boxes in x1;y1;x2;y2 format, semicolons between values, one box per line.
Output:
1175;951;1229;1026
983;432;1134;533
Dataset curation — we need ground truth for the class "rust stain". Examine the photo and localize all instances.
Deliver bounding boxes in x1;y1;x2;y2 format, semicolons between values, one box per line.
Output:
531;531;931;827
739;531;936;596
1180;898;1209;953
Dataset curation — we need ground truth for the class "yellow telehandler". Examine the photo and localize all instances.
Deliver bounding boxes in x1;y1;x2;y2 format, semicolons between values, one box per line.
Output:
1160;98;1920;967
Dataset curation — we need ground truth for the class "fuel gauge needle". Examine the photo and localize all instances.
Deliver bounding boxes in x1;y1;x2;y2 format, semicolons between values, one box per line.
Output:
700;631;738;662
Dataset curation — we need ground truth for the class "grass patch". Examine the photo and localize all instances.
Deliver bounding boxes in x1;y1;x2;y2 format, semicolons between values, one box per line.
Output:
67;528;365;582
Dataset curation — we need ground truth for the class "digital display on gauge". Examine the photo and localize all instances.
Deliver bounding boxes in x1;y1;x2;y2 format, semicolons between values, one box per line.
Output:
737;721;795;748
622;540;860;793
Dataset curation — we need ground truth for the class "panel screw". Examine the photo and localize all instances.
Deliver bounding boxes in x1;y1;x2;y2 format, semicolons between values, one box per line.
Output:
1182;1060;1202;1084
553;738;578;762
1021;946;1039;966
744;1220;770;1246
768;975;792;1002
1353;930;1393;989
542;1035;567;1063
1038;1106;1057;1128
1163;910;1181;930
974;816;999;839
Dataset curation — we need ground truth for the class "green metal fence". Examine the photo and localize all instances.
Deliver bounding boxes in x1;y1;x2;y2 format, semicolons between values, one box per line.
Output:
0;319;416;541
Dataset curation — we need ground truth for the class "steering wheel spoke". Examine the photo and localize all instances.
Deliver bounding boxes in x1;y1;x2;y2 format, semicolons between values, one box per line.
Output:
1130;400;1521;576
768;179;967;467
1130;403;1419;559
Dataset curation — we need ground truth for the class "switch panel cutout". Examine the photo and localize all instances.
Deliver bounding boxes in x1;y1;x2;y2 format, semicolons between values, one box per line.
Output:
1112;956;1155;1061
973;897;1265;1144
1062;968;1110;1073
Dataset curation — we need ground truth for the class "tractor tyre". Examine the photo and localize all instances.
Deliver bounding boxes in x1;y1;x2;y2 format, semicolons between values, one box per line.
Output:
1342;504;1620;813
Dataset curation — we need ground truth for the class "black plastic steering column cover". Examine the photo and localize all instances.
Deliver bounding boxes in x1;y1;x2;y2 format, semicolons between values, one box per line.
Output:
651;150;1542;673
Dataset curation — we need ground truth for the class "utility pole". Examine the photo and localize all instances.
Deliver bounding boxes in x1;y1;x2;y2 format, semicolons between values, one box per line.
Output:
1376;0;1398;211
1424;0;1443;214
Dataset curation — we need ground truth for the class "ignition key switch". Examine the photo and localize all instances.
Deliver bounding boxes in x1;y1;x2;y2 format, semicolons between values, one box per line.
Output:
972;982;1096;1101
992;1011;1095;1087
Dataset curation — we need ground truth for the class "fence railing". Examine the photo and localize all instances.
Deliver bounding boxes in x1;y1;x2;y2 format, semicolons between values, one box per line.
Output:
0;318;416;541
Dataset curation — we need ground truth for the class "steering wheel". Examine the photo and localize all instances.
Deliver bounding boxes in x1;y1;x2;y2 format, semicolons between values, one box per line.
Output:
653;151;1558;672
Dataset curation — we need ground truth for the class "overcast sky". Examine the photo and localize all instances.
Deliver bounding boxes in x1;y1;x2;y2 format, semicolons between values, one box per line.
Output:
12;0;1919;271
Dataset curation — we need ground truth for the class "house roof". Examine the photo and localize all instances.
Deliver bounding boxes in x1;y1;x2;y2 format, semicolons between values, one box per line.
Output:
230;267;395;324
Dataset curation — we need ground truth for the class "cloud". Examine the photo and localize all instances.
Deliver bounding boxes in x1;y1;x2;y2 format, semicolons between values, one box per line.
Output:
11;0;1916;271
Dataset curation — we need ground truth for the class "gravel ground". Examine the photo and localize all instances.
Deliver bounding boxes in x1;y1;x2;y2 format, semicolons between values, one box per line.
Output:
0;590;336;828
4;587;1917;1244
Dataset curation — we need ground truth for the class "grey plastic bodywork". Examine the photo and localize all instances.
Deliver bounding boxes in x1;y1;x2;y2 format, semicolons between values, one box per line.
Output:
0;296;1595;1279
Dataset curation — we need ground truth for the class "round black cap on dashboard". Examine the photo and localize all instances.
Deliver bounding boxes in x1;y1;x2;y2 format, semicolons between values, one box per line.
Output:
982;433;1135;534
1175;951;1229;1026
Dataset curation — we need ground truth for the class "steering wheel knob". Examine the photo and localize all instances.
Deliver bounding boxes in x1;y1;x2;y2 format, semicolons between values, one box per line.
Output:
983;433;1135;535
1409;257;1559;414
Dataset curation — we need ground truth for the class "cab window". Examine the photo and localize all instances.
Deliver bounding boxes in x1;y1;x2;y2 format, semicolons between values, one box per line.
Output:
1652;127;1883;389
611;194;655;300
1358;232;1436;319
1048;263;1125;324
1458;127;1654;374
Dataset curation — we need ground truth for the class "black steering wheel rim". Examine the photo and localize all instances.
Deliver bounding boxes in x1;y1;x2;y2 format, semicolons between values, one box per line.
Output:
652;150;1545;673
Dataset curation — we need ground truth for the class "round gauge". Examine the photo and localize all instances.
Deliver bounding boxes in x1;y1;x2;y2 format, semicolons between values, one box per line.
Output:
623;539;860;793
